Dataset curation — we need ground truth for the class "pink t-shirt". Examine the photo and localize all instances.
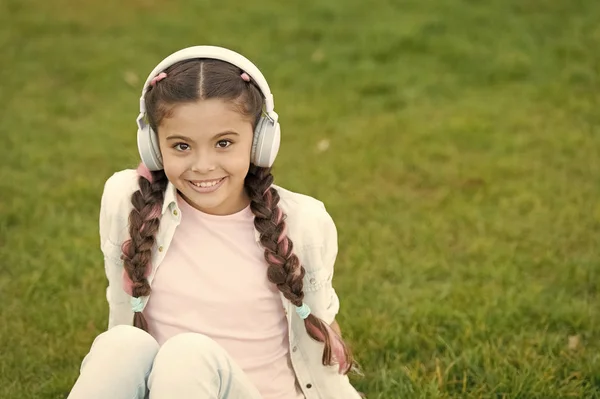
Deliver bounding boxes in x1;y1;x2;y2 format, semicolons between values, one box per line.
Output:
143;194;303;399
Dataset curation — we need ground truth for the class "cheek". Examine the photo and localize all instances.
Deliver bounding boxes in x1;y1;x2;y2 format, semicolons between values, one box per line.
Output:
225;144;252;175
161;153;186;179
226;156;251;178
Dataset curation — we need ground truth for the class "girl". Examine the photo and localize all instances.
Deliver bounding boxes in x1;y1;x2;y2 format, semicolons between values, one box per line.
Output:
68;46;362;399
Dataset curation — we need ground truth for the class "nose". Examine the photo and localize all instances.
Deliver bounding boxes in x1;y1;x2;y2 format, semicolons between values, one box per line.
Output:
190;149;217;173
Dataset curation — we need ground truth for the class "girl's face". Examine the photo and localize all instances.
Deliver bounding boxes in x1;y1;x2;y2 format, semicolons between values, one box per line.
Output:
157;98;254;215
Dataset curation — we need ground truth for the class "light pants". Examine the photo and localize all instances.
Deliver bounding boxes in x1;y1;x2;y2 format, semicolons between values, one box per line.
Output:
67;325;263;399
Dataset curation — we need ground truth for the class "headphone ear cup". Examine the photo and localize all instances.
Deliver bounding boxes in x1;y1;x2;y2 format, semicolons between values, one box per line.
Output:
250;117;266;165
251;116;280;168
137;123;164;171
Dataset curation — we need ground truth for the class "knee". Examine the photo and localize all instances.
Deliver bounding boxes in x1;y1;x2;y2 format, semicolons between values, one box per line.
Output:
91;325;159;359
79;325;159;377
153;333;223;369
149;334;229;393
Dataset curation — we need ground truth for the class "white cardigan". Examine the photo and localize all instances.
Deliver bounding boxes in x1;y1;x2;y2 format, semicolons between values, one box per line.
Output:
98;169;361;399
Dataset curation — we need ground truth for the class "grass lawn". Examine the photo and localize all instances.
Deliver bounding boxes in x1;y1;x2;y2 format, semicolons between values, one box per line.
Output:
1;0;599;397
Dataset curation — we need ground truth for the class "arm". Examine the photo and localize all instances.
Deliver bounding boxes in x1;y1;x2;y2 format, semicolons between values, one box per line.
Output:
320;205;343;325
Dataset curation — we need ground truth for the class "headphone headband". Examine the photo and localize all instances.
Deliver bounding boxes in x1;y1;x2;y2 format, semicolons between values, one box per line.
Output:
136;45;281;171
138;46;275;116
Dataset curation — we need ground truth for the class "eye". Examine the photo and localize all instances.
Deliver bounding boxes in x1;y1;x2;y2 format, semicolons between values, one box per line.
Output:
216;139;232;149
173;143;190;151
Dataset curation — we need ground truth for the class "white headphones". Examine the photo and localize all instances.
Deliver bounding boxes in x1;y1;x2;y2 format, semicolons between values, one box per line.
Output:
136;45;281;171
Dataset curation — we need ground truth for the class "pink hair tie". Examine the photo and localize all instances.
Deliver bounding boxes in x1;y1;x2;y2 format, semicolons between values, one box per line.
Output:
150;72;167;86
241;72;250;82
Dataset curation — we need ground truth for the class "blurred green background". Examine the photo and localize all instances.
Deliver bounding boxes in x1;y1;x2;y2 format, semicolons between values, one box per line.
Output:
1;0;599;398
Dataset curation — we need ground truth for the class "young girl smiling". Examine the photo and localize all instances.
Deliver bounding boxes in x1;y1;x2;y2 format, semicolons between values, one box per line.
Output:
68;45;362;399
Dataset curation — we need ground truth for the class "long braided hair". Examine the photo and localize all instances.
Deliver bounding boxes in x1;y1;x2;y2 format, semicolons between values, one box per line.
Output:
120;58;353;373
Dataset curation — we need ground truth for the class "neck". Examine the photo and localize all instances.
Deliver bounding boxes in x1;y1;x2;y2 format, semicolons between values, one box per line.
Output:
180;187;250;216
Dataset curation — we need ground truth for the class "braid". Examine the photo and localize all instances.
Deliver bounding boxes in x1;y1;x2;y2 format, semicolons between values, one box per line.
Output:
121;163;169;332
245;167;354;374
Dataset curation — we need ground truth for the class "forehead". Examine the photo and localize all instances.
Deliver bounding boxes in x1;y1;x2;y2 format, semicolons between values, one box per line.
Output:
159;98;252;137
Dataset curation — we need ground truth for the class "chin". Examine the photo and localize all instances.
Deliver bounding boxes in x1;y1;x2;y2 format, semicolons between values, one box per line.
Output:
186;192;227;210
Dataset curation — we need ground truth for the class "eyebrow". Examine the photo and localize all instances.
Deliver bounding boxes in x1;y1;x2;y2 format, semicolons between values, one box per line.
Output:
166;131;240;141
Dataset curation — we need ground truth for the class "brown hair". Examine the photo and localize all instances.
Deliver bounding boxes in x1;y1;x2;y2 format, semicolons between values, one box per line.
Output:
120;58;354;373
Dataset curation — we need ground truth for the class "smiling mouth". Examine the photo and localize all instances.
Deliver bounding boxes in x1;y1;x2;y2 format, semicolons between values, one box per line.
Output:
189;178;225;188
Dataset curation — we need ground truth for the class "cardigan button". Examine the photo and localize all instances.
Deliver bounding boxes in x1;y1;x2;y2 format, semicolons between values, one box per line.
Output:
306;384;312;389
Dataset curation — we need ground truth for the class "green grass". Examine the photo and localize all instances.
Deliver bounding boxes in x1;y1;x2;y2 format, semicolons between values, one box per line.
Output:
1;0;599;397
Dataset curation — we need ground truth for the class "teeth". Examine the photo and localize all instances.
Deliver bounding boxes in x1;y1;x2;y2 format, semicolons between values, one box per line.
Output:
192;179;221;188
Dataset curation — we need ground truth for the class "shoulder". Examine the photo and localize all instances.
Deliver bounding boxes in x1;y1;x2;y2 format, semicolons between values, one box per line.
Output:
274;184;331;224
99;169;140;243
273;184;336;246
102;168;141;200
101;169;141;216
